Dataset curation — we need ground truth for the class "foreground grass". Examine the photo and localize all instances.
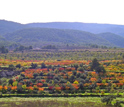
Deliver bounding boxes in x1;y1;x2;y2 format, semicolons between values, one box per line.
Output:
0;97;121;107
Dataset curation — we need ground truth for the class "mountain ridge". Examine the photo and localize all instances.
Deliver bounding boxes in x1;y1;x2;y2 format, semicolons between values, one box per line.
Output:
27;22;124;37
0;20;124;48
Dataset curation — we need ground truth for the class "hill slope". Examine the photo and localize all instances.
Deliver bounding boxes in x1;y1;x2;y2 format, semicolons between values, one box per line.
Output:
27;22;124;37
3;28;112;47
0;20;27;35
1;20;124;48
1;20;124;37
0;35;14;46
97;32;124;48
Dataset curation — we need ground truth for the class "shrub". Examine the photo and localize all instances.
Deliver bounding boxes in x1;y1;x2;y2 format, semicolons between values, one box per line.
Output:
79;83;83;90
9;79;13;85
8;64;15;71
31;63;37;69
80;74;86;79
77;67;84;72
101;95;116;105
12;81;18;86
73;64;78;70
95;65;106;73
16;64;21;69
114;100;124;107
41;63;46;68
33;73;39;78
20;74;25;78
76;73;81;78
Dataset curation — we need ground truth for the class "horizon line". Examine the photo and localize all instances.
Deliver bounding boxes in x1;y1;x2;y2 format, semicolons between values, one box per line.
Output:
1;19;124;26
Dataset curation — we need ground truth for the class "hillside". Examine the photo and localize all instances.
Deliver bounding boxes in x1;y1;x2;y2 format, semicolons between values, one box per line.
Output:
27;22;124;37
1;20;124;48
1;20;124;37
97;32;124;48
3;28;112;47
0;35;14;46
0;20;27;35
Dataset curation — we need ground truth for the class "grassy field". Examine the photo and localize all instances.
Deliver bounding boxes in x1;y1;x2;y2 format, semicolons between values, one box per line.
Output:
0;97;123;107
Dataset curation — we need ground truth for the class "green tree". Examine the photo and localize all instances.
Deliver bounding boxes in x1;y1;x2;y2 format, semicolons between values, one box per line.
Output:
90;58;100;71
73;63;78;70
19;45;25;51
16;64;21;69
90;58;106;73
29;46;33;49
77;67;84;72
41;63;46;68
31;63;37;69
95;65;106;73
0;46;8;53
8;64;15;71
33;73;39;78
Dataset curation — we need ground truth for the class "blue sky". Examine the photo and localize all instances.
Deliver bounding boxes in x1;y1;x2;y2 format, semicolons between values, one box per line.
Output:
0;0;124;25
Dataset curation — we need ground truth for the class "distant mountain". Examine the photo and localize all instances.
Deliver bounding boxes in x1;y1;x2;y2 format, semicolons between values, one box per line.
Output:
0;20;27;35
1;20;124;48
27;22;124;37
1;20;124;37
97;32;124;48
3;28;112;47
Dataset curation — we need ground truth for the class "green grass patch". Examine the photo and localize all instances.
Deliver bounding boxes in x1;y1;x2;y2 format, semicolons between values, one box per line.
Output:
0;97;106;107
0;97;124;107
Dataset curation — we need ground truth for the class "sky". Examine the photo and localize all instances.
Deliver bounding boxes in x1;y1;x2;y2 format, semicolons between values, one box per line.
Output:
0;0;124;25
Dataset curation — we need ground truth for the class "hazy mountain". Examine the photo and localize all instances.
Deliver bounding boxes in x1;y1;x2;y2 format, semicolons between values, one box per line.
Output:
1;20;124;48
97;32;124;48
27;22;124;37
3;28;112;47
0;20;27;35
1;20;124;37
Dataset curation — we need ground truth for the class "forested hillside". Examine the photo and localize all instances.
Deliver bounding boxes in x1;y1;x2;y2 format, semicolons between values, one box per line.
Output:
0;20;27;35
98;32;124;48
0;20;124;48
3;28;113;47
27;22;124;37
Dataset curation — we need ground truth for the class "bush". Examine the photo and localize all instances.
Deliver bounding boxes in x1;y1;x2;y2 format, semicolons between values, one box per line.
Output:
33;73;39;78
9;79;13;85
101;95;116;105
73;64;78;70
31;63;37;69
16;64;21;69
95;65;106;73
114;100;124;107
76;73;81;78
41;63;46;68
77;67;84;72
79;83;83;90
17;85;23;93
8;64;15;71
